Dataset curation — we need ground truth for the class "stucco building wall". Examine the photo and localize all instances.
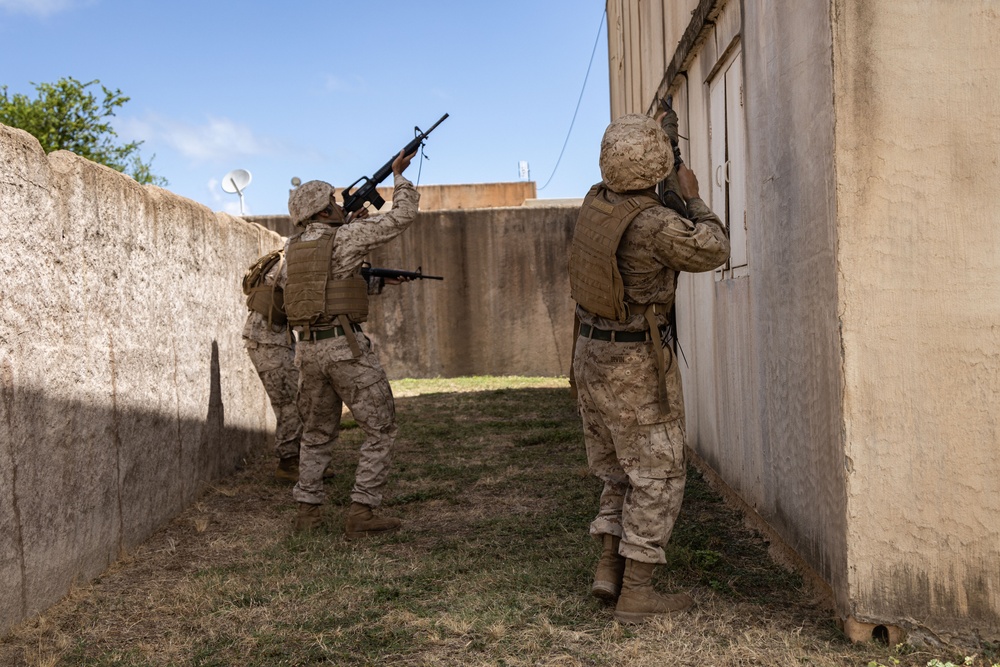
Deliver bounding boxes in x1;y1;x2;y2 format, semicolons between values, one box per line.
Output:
0;124;281;636
607;0;1000;645
832;0;1000;639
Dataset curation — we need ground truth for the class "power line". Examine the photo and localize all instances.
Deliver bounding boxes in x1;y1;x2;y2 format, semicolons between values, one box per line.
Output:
538;7;607;191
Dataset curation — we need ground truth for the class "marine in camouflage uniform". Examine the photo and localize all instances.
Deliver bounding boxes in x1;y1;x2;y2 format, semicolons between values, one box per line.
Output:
568;114;730;624
278;150;419;537
241;255;303;481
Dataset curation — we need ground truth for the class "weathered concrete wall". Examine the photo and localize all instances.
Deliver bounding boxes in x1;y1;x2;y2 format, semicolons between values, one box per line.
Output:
0;124;280;636
832;0;1000;643
366;204;579;379
661;0;848;613
739;0;848;612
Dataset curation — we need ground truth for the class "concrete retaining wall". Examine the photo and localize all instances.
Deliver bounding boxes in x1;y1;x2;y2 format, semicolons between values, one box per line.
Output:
0;121;580;636
0;124;281;636
366;204;579;379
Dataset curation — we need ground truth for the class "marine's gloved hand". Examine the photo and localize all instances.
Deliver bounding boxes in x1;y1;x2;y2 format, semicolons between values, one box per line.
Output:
655;103;680;146
677;164;700;201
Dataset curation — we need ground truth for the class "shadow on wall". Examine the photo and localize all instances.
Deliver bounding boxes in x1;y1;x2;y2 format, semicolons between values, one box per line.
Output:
0;341;268;637
201;341;226;478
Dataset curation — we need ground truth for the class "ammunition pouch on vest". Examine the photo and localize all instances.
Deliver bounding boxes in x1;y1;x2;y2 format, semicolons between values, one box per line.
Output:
284;227;369;339
568;183;660;321
242;250;287;326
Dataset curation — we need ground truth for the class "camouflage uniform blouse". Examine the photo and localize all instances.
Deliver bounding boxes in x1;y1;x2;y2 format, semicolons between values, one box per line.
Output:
576;194;730;332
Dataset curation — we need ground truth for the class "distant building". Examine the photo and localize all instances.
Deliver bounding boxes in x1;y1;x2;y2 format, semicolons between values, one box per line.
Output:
247;181;542;237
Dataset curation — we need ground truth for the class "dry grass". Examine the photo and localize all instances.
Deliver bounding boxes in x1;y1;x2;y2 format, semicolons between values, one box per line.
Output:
1;377;995;667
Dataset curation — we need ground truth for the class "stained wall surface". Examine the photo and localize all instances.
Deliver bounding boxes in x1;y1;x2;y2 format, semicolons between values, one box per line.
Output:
365;205;579;379
607;0;689;119
247;182;541;238
738;0;848;611
0;124;280;636
831;0;1000;642
0;123;580;635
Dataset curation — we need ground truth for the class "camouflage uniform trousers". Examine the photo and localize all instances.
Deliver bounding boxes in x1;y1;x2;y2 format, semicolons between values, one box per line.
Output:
246;342;302;460
292;333;397;508
573;335;687;565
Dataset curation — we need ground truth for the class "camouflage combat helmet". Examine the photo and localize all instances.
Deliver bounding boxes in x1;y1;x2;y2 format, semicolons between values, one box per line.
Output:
288;180;336;226
599;114;674;192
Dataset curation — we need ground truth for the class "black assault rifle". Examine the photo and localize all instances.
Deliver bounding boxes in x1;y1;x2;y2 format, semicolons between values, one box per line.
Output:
655;95;689;220
341;113;449;214
360;263;444;282
656;95;688;366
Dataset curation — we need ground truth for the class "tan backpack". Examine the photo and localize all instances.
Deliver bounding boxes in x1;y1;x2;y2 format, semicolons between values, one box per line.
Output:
242;250;287;326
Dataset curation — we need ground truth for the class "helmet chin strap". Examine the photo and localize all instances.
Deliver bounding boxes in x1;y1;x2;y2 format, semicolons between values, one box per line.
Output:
318;204;346;225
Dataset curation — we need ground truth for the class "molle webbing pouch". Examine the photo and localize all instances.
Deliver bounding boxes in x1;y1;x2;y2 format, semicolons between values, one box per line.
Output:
246;285;287;325
568;184;660;322
284;227;370;344
242;249;287;326
285;231;337;335
639;303;671;416
324;275;369;323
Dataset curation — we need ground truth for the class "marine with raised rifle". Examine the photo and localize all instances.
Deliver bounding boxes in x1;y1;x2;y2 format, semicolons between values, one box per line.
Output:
277;114;446;536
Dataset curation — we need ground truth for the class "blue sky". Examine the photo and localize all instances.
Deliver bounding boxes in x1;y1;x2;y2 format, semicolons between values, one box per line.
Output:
0;0;610;216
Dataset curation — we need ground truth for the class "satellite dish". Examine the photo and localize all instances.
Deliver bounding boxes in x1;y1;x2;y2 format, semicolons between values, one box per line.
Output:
221;169;251;215
291;176;301;187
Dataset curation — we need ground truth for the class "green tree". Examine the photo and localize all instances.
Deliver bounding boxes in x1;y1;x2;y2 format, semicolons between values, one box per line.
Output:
0;76;167;186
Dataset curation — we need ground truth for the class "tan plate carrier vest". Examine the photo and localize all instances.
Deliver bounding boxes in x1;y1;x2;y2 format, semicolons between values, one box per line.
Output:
568;184;672;415
284;226;369;356
242;250;288;326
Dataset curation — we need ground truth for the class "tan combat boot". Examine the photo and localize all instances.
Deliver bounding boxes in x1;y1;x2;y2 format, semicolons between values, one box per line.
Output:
591;534;626;601
293;502;323;533
275;456;299;483
344;502;401;540
613;559;693;624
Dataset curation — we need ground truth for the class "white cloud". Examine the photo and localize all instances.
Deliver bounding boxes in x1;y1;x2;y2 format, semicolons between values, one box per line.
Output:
222;200;245;216
207;177;222;202
120;114;290;163
0;0;91;17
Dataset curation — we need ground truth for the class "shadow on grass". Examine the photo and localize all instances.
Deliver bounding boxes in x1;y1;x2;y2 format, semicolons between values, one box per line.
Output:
5;383;970;667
